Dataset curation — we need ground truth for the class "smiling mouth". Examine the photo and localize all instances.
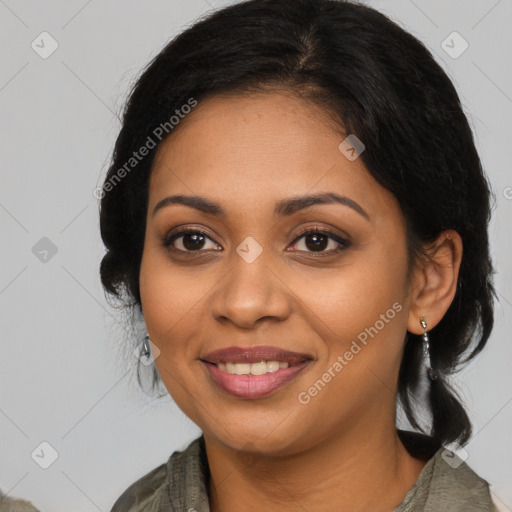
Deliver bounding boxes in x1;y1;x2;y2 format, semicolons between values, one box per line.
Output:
200;345;313;399
201;359;312;399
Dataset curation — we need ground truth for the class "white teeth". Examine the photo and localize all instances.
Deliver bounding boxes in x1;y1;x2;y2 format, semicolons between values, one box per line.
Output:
267;361;280;372
234;363;251;375
218;360;290;375
250;361;268;376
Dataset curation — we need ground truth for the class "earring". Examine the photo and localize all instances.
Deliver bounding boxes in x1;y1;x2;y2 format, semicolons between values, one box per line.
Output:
420;318;438;381
141;333;151;359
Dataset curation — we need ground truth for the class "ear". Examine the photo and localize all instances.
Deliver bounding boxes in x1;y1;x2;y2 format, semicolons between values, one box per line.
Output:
407;229;463;334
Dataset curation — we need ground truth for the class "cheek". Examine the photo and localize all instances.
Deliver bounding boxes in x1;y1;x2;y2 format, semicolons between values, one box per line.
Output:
139;251;207;415
295;274;407;426
139;245;216;360
319;255;406;329
307;243;409;381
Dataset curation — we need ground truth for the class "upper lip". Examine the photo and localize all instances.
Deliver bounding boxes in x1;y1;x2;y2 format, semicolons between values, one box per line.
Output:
201;345;312;365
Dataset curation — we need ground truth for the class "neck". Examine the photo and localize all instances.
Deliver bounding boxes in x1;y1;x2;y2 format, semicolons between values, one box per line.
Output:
205;422;428;512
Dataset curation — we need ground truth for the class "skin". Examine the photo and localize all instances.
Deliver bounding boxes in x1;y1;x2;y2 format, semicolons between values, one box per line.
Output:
139;91;463;512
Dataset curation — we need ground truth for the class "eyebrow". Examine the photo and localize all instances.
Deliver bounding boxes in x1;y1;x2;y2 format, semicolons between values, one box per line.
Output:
152;192;370;221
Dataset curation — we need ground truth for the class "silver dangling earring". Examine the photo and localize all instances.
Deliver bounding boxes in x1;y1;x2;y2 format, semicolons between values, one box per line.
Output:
141;333;151;360
420;318;438;381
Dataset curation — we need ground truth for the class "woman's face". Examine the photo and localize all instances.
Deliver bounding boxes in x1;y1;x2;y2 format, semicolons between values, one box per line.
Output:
139;91;415;454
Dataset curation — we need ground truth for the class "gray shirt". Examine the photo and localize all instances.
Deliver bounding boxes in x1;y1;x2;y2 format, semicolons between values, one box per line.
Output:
110;430;497;511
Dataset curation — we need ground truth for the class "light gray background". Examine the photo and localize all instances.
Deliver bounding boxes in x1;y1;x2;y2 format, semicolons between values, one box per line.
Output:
1;0;511;510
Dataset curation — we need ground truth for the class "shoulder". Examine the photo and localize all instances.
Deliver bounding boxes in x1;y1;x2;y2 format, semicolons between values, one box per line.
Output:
109;436;207;512
0;489;41;512
110;463;168;512
425;448;496;511
396;431;497;511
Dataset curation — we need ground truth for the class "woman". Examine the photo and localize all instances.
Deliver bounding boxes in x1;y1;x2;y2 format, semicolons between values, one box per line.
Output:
99;0;498;510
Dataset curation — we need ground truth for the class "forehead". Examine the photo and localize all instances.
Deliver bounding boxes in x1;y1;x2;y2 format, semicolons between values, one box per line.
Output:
148;92;397;221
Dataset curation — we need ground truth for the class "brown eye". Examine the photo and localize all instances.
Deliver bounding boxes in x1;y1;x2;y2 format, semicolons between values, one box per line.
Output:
163;230;221;252
291;229;351;254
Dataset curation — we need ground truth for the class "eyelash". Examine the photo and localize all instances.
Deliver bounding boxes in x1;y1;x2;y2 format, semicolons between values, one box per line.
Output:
162;226;351;256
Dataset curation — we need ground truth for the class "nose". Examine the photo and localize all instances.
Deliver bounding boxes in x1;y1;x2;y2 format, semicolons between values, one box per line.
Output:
209;251;292;330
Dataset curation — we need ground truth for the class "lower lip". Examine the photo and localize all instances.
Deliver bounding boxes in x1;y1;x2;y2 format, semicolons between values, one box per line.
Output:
202;361;311;399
